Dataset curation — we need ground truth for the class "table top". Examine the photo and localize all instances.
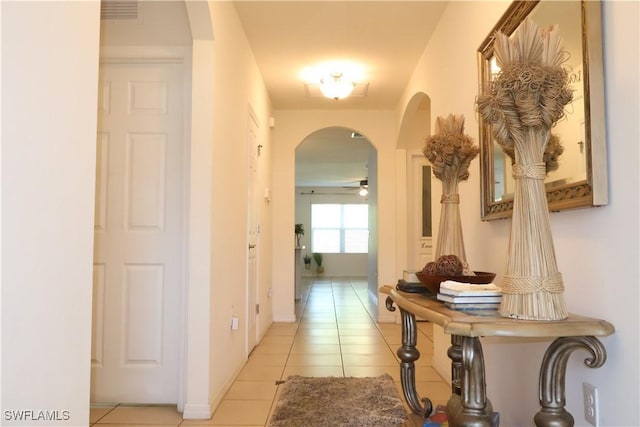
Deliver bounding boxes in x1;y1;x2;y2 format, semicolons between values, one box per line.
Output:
380;285;615;338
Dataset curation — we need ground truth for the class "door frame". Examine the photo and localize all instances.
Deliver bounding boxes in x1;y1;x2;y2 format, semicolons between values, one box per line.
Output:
408;152;433;270
96;46;192;409
246;106;261;356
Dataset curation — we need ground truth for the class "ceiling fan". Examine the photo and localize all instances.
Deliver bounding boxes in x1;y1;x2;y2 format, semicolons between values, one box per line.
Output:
342;179;368;196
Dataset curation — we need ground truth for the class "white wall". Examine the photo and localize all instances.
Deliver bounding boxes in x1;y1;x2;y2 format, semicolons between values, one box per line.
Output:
399;1;639;425
184;2;215;417
295;188;368;277
205;1;274;413
272;110;396;322
1;2;101;426
100;1;192;46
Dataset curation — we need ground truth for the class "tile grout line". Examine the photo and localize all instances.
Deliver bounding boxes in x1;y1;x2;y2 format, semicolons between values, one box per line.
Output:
343;279;398;364
330;279;347;378
91;403;120;425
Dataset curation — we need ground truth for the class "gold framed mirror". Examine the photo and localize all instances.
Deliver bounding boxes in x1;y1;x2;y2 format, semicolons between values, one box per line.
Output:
477;0;608;221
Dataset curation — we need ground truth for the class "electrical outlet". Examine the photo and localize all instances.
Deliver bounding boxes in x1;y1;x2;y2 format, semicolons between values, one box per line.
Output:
583;382;598;426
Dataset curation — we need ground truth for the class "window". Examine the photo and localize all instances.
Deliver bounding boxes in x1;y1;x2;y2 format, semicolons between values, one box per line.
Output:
311;204;368;253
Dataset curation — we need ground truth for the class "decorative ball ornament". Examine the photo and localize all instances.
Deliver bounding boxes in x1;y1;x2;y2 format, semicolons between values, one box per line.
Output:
435;255;464;276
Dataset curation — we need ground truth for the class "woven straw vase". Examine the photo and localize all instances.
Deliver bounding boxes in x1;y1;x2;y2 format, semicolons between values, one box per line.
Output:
435;181;466;264
477;19;573;320
423;114;478;274
500;128;567;320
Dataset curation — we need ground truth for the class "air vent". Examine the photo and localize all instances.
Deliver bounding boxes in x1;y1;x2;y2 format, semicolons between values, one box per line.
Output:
101;0;138;20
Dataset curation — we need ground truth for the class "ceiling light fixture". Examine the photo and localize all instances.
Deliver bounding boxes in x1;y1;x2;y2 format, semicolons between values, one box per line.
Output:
319;72;356;100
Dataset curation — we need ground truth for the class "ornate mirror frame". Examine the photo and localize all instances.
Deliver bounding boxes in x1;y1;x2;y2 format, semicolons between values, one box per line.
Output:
477;0;608;221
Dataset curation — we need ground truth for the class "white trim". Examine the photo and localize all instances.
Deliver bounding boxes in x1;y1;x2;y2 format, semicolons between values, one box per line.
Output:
177;47;193;414
273;314;297;323
246;105;260;357
182;404;212;420
248;103;261;129
208;363;246;418
100;46;191;62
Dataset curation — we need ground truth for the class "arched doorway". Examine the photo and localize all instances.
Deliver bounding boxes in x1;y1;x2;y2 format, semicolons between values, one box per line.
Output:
294;127;377;312
397;92;433;271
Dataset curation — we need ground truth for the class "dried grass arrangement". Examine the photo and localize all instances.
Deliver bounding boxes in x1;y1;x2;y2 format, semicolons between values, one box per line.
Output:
476;19;572;320
423;114;479;275
503;133;564;174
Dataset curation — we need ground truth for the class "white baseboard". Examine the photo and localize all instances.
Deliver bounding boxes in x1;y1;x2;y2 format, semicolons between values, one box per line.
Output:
273;313;297;322
371;288;397;323
182;403;212;420
377;309;396;323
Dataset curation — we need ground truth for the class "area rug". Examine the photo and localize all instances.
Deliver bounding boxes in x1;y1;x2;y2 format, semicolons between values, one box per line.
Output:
268;374;408;427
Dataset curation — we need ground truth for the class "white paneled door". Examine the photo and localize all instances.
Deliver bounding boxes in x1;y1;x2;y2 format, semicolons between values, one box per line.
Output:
91;61;184;403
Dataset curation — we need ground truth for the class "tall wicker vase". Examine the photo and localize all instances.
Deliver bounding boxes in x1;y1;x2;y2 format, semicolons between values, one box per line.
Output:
477;19;573;320
423;114;478;274
435;180;465;263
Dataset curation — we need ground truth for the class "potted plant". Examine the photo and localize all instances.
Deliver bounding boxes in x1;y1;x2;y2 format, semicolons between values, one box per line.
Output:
303;254;311;269
312;253;324;274
295;223;304;247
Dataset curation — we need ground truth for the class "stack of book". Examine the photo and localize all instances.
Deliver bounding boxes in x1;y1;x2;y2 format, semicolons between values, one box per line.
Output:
396;270;428;293
436;280;502;311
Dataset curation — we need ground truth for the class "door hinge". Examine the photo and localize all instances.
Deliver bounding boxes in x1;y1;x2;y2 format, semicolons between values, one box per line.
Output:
256;304;260;314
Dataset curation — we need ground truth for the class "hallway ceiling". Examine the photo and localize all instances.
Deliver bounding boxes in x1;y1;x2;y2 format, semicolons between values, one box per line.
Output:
233;1;447;110
295;127;374;188
233;1;447;187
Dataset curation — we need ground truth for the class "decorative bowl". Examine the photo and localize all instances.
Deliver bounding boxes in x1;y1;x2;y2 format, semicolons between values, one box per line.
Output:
415;271;496;295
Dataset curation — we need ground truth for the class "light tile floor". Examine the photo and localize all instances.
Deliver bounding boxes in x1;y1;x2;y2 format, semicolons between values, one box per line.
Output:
90;278;450;427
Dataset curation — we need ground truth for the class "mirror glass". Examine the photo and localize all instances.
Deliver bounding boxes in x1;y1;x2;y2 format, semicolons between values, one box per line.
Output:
478;0;608;220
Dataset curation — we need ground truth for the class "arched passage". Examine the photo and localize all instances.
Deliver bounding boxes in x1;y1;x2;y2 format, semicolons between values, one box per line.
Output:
398;92;431;151
294;127;377;296
397;92;434;271
270;111;397;324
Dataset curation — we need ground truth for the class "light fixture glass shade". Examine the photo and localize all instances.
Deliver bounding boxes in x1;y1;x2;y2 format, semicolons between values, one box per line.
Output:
359;188;368;197
320;72;355;100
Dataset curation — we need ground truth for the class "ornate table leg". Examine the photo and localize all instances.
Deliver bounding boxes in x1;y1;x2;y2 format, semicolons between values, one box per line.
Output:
447;336;494;427
534;336;607;427
385;297;432;417
448;335;463;396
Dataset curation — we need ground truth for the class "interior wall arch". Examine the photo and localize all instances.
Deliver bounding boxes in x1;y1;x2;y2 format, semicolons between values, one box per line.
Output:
294;125;378;293
397;91;431;151
396;92;434;275
271;110;397;323
295;125;375;187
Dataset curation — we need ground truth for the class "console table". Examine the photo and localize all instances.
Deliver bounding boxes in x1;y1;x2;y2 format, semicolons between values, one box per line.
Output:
380;285;614;427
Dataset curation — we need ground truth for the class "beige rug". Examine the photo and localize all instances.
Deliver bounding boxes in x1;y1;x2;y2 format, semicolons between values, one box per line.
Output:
268;375;408;427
